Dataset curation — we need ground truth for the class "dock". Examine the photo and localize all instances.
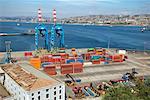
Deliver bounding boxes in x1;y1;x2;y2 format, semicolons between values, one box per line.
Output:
0;33;34;36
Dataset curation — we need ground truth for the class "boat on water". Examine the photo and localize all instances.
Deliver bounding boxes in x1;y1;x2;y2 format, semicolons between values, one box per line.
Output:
141;26;150;32
17;23;20;26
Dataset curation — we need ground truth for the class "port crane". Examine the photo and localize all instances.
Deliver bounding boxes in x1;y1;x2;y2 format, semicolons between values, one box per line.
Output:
5;41;12;63
35;8;50;50
50;9;64;49
35;9;64;51
50;24;64;49
35;24;49;50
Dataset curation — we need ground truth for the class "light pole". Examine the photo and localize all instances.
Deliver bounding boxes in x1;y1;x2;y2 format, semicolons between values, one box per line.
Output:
144;41;146;54
107;37;111;49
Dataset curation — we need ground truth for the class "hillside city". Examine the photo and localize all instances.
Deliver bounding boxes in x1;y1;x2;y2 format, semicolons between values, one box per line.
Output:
0;14;150;25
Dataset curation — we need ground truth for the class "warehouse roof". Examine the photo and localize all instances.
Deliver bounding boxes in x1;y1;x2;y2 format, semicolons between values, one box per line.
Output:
2;64;62;91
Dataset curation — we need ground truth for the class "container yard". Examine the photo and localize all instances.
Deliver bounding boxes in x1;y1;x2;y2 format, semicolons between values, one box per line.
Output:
0;47;150;100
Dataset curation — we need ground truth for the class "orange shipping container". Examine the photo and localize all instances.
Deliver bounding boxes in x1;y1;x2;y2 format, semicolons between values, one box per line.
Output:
30;58;41;69
112;54;124;62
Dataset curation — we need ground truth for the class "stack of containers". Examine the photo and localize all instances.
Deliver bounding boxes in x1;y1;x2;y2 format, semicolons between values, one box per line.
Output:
72;62;83;73
100;56;105;61
104;55;111;64
60;53;69;64
52;55;62;64
60;53;69;59
82;53;91;61
87;48;95;53
76;58;84;64
61;64;73;74
41;55;53;63
58;48;66;53
60;58;66;64
43;65;57;75
71;48;77;57
112;54;124;62
96;49;103;55
30;57;41;69
24;52;33;60
41;62;53;67
102;49;106;55
66;58;75;64
91;55;101;64
24;52;32;56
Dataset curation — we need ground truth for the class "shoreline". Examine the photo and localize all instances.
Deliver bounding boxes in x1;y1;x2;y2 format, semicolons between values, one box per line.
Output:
0;48;150;53
0;21;144;27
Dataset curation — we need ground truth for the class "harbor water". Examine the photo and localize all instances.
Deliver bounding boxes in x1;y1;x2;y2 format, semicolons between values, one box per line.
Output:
0;22;150;51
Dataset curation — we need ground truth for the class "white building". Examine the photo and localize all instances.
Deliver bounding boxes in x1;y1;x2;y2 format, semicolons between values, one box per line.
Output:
0;63;65;100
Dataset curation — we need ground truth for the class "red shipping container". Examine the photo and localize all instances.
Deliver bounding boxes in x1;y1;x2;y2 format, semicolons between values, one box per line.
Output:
84;53;91;61
44;65;57;75
112;54;123;62
61;64;73;70
72;62;83;69
24;52;32;57
74;69;83;73
61;58;66;64
45;71;57;75
60;48;65;50
92;60;100;64
61;64;73;74
100;58;105;61
60;53;69;59
61;70;73;74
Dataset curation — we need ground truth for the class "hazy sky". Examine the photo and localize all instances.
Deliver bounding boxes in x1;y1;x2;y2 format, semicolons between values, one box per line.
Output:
0;0;150;18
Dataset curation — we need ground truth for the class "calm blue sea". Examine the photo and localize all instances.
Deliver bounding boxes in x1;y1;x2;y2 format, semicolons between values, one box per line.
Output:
0;22;150;51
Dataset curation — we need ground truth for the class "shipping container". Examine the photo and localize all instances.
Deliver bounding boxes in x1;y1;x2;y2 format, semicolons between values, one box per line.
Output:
87;48;95;52
74;69;83;73
76;59;84;64
112;54;124;62
58;50;65;53
61;64;73;74
30;58;41;69
24;52;32;57
72;51;77;57
72;62;83;73
61;70;73;74
91;55;101;60
60;53;69;59
92;60;100;64
72;62;83;69
44;65;57;75
61;64;73;70
66;59;75;64
104;62;109;64
41;62;53;67
60;58;66;64
83;53;91;61
100;58;105;61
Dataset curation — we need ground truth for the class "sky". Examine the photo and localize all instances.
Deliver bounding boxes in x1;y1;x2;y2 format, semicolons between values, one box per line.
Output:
0;0;150;18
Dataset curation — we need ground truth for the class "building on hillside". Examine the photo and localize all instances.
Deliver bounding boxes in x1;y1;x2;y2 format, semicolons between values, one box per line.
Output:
0;63;65;100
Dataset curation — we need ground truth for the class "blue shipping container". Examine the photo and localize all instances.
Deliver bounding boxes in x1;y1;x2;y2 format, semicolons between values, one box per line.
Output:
76;59;84;63
66;59;75;64
41;62;53;67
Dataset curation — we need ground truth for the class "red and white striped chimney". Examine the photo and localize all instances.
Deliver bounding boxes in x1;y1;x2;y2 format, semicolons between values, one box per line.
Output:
53;9;56;24
38;8;42;22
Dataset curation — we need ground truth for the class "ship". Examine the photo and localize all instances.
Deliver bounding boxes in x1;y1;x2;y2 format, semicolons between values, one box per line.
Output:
141;26;150;32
